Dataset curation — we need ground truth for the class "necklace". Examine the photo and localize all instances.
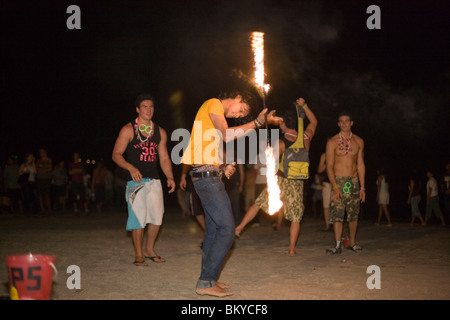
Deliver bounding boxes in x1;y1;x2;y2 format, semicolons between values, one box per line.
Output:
134;118;153;144
338;132;352;154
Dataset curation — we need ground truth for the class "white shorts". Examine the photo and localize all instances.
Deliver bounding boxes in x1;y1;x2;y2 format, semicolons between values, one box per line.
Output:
125;178;164;231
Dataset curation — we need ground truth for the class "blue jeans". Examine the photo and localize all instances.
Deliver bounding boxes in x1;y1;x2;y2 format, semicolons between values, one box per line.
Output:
191;174;235;289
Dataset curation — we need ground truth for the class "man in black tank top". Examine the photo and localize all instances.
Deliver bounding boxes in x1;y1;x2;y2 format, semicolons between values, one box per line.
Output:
112;94;176;266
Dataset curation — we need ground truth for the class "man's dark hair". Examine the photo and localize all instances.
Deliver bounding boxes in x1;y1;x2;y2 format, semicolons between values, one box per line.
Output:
280;108;298;130
217;90;256;107
135;93;154;108
218;90;258;125
338;110;352;121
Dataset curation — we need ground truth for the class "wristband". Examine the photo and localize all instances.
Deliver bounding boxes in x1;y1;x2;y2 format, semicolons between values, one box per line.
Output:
254;118;263;129
332;186;339;190
360;187;366;190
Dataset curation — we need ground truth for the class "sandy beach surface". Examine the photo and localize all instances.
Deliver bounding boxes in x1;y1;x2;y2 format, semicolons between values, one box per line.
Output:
1;204;449;302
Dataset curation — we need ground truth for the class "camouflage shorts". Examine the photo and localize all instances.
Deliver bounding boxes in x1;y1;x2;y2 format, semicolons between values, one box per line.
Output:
330;176;360;222
255;176;304;223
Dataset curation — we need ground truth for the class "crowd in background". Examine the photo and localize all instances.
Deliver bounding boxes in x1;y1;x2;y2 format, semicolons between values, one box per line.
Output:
0;148;128;216
1;148;449;228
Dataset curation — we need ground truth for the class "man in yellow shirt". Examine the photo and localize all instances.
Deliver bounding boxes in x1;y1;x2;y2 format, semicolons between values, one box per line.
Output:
182;90;281;297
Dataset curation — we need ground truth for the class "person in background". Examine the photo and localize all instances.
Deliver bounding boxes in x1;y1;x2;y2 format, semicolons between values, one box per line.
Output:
425;169;446;226
36;147;53;215
69;152;89;214
19;152;39;215
318;151;332;231
3;156;24;214
376;168;392;227
407;170;425;226
52;160;68;212
440;162;450;222
91;159;107;213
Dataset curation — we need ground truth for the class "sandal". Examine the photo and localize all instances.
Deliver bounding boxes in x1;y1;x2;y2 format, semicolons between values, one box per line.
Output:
133;257;148;267
347;244;362;252
326;243;342;255
144;255;166;263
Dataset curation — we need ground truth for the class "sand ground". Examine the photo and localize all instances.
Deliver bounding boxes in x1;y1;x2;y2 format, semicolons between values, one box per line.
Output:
1;205;449;301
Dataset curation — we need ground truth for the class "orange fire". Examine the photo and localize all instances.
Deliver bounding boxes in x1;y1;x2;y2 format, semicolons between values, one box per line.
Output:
265;145;283;215
251;31;282;215
251;32;270;95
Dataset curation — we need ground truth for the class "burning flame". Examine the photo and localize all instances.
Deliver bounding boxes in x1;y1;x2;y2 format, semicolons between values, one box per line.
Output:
251;31;282;215
265;146;283;215
251;32;270;95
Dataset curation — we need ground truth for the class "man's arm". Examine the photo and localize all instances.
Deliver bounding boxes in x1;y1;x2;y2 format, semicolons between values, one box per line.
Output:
238;164;245;193
210;109;282;143
158;127;176;193
112;124;141;182
357;138;366;203
300;100;318;140
318;153;326;174
179;164;191;191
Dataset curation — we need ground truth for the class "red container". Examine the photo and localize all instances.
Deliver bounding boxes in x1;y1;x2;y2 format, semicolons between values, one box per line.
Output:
5;254;56;300
342;238;349;249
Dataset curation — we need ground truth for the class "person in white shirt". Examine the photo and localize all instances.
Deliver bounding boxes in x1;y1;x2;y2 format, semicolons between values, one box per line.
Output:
425;170;446;226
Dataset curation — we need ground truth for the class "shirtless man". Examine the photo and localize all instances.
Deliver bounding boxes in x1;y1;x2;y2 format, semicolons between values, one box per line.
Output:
325;111;365;254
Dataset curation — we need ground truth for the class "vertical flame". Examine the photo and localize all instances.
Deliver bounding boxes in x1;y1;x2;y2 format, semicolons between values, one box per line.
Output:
265;146;283;215
252;31;282;215
251;32;270;95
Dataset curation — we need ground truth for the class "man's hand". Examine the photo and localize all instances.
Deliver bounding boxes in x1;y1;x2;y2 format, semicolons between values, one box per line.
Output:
223;162;236;179
179;175;187;191
266;110;283;126
129;167;143;183
332;187;342;201
360;189;366;203
256;108;283;126
167;177;176;193
296;97;306;107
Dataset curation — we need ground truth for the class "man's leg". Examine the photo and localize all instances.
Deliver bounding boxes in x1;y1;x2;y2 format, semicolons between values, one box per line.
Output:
333;222;343;243
131;229;147;265
348;221;358;246
193;177;234;297
144;224;165;262
235;203;260;236
289;221;300;255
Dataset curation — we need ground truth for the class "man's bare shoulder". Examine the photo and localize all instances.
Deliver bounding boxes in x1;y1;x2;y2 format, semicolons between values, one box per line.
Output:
352;133;364;144
117;122;134;139
327;134;340;145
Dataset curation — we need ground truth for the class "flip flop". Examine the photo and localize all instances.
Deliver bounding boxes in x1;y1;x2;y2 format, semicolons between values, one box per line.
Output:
144;255;166;263
133;259;148;267
347;244;362;252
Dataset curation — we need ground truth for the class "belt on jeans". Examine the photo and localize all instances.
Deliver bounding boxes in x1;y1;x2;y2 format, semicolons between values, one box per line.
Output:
191;171;220;178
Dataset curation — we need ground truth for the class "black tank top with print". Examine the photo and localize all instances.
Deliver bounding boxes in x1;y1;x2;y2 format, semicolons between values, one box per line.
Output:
125;121;161;181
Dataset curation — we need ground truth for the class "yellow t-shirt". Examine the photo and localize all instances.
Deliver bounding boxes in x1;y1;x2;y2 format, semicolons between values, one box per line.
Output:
181;98;224;166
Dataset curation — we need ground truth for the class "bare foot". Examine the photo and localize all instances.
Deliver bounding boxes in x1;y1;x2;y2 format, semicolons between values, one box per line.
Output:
235;227;242;238
133;257;148;267
288;249;296;256
216;281;231;289
196;285;233;297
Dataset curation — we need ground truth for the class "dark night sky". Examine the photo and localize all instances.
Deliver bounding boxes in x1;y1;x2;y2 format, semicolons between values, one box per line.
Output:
1;0;449;191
